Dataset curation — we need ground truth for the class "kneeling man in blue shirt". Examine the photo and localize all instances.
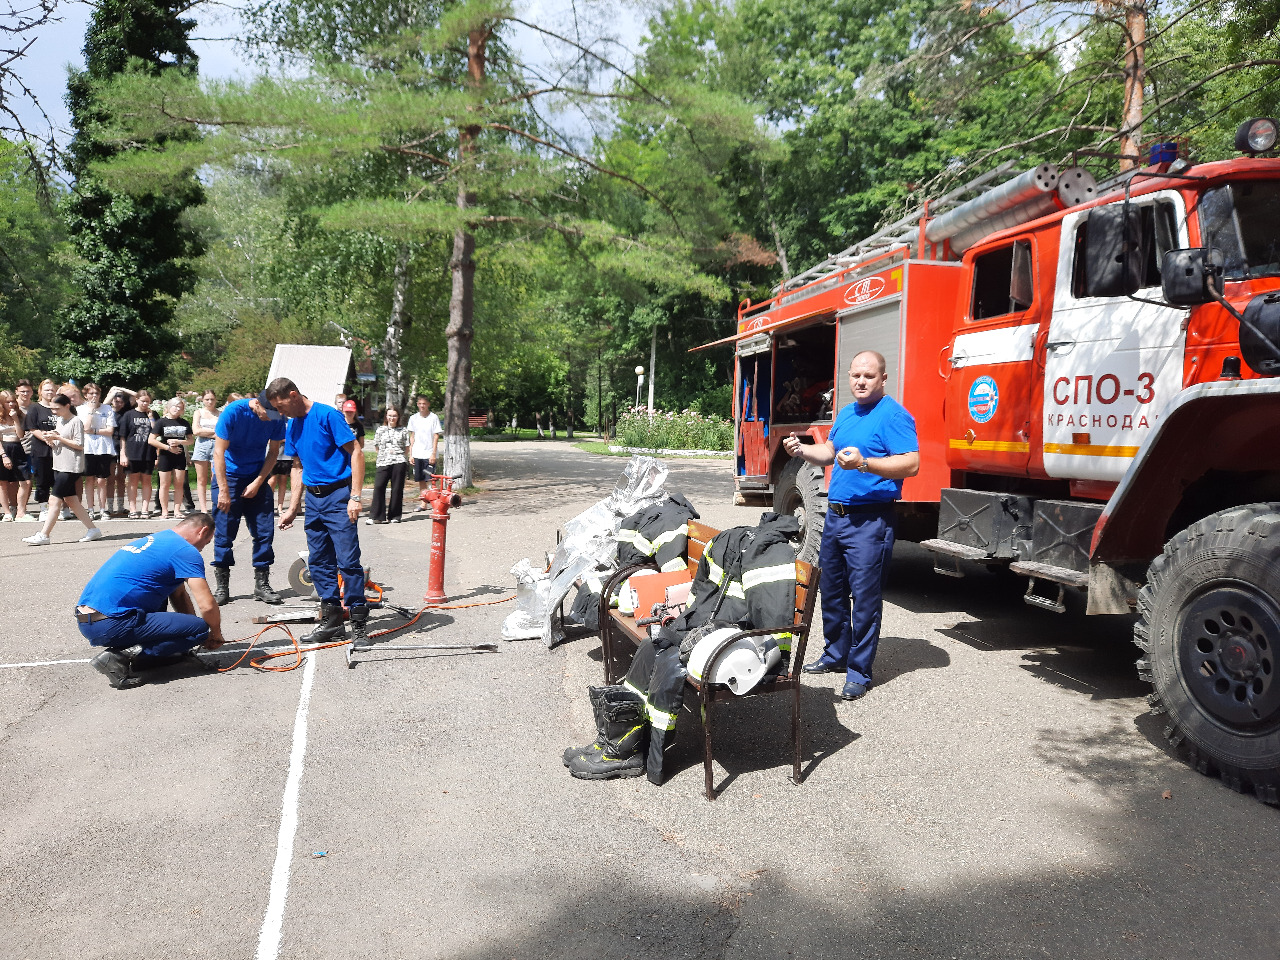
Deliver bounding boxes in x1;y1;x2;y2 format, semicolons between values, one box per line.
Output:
267;377;370;649
78;513;226;689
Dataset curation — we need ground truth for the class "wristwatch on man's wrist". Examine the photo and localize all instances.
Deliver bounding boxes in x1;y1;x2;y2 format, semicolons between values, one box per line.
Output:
856;460;870;473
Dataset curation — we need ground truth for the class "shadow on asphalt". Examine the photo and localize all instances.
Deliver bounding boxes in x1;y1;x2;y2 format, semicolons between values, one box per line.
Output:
875;635;951;688
889;542;1146;702
413;764;1280;960
661;682;859;796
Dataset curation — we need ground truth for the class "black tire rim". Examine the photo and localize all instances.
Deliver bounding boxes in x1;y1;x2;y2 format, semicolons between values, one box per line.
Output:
1178;581;1280;728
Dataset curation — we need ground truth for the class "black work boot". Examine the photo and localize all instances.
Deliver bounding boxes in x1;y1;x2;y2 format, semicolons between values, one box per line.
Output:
91;644;145;690
302;602;346;644
212;566;231;606
568;687;648;780
562;685;612;766
348;605;371;649
253;567;283;605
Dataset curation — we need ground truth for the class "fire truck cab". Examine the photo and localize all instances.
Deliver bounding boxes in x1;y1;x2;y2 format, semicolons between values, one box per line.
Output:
717;122;1280;802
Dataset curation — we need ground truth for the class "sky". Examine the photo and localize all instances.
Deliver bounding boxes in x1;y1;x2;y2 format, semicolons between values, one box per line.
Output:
9;0;651;153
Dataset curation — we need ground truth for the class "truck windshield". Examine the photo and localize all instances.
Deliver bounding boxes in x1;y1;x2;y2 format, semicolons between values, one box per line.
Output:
1199;180;1280;279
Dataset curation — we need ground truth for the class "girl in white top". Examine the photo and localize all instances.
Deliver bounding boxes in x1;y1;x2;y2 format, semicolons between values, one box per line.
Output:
191;389;219;512
77;382;117;520
22;393;101;545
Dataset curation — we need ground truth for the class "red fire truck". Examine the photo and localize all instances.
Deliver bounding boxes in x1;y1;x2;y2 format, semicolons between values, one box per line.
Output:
710;119;1280;802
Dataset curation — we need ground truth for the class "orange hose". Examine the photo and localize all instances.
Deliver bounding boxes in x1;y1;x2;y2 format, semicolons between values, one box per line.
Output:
212;591;515;673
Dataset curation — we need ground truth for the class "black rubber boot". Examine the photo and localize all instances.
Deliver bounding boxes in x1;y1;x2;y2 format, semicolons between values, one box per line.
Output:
91;644;144;690
253;567;284;605
212;566;231;606
348;605;371;649
562;685;611;766
567;687;648;780
302;602;347;644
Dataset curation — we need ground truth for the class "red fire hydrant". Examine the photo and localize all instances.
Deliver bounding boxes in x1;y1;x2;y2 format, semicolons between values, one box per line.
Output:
420;476;463;605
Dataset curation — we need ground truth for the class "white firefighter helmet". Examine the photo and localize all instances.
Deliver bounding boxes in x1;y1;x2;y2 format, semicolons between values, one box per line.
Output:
686;628;781;695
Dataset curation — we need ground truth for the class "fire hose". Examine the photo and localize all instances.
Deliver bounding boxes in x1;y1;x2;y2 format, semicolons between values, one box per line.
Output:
213;591;515;674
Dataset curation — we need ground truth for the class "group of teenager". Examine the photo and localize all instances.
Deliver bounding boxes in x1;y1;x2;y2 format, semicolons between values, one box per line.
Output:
0;379;323;546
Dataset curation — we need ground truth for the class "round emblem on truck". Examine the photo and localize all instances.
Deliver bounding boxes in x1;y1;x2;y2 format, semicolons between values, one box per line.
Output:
968;376;999;423
842;276;886;306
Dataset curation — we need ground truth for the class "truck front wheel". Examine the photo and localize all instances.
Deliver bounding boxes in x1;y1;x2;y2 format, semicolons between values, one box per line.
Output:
775;458;825;564
1136;503;1280;804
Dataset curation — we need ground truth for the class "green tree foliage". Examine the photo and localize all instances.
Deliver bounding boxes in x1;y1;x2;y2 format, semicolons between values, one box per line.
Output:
55;0;205;386
0;139;71;381
87;0;767;480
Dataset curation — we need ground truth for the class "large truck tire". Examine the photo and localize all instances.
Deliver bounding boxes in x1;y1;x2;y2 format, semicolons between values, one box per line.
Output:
774;458;825;564
1135;502;1280;804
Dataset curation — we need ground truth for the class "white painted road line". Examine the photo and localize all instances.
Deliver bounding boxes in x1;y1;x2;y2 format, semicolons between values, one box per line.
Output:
0;640;300;671
256;651;317;960
0;658;93;669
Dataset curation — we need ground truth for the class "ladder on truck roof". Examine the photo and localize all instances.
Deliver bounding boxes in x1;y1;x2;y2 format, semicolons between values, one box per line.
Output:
776;159;1020;295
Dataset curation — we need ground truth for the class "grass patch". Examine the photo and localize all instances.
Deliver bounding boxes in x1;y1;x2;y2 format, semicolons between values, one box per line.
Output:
574;441;631;457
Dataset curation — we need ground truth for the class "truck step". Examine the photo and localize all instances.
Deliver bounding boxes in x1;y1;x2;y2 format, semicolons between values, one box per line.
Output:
1008;560;1089;587
920;539;994;561
920;539;994;578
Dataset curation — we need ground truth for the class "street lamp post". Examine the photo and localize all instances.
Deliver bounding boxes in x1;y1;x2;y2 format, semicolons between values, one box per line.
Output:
634;365;645;411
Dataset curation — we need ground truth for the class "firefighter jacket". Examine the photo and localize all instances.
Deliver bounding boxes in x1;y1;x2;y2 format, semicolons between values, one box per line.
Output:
669;511;800;651
626;512;800;784
566;493;700;632
615;493;700;573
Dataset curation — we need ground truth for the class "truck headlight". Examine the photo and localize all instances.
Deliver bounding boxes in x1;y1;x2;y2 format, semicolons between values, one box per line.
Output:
1235;117;1278;154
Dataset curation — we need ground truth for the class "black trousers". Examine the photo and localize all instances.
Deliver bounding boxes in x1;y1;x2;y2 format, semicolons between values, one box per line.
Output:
371;461;407;523
29;455;53;504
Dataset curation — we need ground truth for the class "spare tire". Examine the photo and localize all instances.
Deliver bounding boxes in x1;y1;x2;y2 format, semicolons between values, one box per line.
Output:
1136;502;1280;804
774;457;825;564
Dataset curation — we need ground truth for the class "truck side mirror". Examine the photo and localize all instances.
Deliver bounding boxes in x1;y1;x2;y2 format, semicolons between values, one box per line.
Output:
1084;204;1142;297
1160;247;1224;306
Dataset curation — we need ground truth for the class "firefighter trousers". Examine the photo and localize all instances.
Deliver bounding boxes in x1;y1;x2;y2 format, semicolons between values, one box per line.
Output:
621;637;687;785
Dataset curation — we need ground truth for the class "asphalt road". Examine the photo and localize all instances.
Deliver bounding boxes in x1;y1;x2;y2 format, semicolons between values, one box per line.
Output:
2;440;1278;960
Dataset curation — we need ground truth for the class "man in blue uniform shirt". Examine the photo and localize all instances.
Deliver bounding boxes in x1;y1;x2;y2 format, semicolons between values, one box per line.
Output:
212;394;287;605
267;377;370;648
78;513;225;689
782;350;919;701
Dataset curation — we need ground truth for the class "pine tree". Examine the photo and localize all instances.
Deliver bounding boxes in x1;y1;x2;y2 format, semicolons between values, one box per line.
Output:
57;0;205;386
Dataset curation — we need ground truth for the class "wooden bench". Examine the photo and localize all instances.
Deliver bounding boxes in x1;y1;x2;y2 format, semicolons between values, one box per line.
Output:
598;520;820;799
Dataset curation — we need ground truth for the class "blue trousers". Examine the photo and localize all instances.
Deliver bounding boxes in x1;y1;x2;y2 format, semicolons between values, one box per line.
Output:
79;609;209;659
816;505;896;687
212;473;275;569
305;486;366;607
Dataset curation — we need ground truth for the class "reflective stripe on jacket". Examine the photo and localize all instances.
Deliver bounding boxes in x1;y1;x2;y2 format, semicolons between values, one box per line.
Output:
616;493;700;572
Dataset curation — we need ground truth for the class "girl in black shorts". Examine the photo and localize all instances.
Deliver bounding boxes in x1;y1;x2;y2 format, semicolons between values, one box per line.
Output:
149;397;193;520
21;394;101;545
0;389;26;521
119;389;156;517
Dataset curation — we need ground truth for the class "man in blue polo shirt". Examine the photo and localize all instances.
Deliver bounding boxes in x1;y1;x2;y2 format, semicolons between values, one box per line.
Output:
782;350;919;701
211;393;287;606
267;377;370;648
77;513;225;690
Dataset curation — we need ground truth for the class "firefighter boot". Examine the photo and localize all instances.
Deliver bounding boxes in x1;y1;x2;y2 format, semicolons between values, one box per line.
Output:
348;605;371;650
562;685;611;766
91;644;144;690
302;602;346;644
212;566;231;606
253;567;284;605
567;687;648;780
